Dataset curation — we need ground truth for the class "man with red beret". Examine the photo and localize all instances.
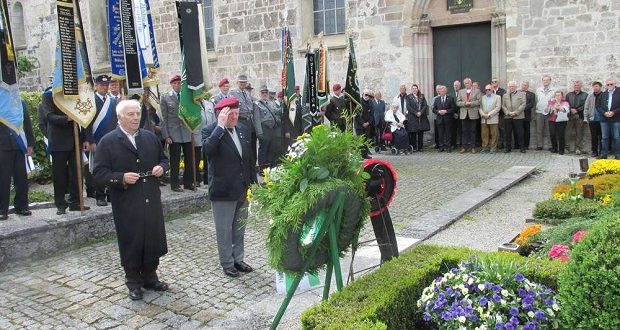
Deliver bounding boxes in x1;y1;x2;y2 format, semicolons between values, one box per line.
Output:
211;78;231;105
161;74;194;192
326;83;346;131
202;97;257;277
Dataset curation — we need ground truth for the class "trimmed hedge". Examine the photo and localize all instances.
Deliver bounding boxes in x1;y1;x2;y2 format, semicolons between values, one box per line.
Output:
532;198;600;224
300;244;565;330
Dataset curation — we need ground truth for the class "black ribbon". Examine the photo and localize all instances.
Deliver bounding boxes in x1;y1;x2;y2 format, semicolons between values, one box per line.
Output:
177;1;204;90
120;0;142;90
56;0;78;95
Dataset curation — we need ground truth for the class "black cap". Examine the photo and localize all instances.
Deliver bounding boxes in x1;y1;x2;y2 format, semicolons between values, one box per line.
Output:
94;74;112;84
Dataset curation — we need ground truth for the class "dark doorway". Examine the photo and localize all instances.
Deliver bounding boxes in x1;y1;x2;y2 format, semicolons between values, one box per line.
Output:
432;22;492;96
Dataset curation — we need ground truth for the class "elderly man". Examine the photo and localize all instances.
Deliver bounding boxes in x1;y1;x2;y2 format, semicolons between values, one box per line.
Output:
521;81;536;150
255;85;282;171
94;100;170;300
202;97;257;277
161;74;194;192
211;78;231;105
598;79;620;159
372;90;386;148
502;81;527;153
456;78;481;153
584;82;604;157
565;80;588;154
392;84;408;118
535;75;555;150
432;85;456;152
230;74;263;169
479;84;502;153
355;89;374;159
451;80;462;148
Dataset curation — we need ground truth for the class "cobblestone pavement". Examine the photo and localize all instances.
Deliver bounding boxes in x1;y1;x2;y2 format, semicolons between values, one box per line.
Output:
0;150;585;329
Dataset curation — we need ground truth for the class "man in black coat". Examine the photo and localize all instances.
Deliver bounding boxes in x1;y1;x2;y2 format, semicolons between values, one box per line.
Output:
325;84;346;131
94;99;170;300
520;82;536;150
202;97;257;278
432;85;456;152
40;90;89;215
0;100;35;220
355;89;373;159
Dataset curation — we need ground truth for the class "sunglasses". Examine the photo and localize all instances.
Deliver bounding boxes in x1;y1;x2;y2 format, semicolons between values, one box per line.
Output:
485;89;492;91
607;84;615;86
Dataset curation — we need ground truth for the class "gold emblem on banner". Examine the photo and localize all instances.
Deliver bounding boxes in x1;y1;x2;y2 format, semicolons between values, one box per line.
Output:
75;97;94;115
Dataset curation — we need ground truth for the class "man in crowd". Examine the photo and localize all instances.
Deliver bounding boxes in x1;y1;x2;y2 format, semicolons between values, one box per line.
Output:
535;75;555;150
479;84;502;154
598;79;620;159
211;78;231;105
565;80;588;154
202;97;257;277
108;80;122;101
491;77;506;149
584;81;603;157
326;84;346;131
456;78;481;153
372;90;386;149
520;81;536;150
161;74;194;192
0;100;35;220
94;99;170;301
451;80;462;148
84;75;118;206
255;85;281;171
355;89;373;159
392;84;408;119
502;81;527;153
230;74;262;168
432;85;456;152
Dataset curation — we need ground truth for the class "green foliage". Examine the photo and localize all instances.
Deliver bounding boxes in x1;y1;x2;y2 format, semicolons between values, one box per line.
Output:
529;217;597;259
532;198;600;224
300;245;565;330
9;190;54;203
17;56;35;74
558;213;620;329
20;91;51;184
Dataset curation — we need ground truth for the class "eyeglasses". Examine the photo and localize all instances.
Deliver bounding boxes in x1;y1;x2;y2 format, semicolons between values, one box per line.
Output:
607;84;615;86
492;81;498;83
139;171;153;178
485;89;492;91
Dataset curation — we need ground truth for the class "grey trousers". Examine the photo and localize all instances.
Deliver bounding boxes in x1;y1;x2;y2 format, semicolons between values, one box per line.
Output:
535;113;550;149
565;115;586;152
211;198;248;269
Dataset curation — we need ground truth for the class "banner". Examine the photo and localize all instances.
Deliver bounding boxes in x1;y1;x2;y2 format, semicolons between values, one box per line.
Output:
108;0;124;80
0;0;23;134
281;27;296;107
52;0;96;128
302;49;321;133
316;44;330;110
177;1;205;132
119;0;142;90
343;37;361;111
134;0;159;87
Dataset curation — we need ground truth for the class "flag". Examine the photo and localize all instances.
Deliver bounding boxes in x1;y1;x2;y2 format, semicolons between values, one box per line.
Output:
316;43;330;110
52;0;96;128
176;1;205;132
281;27;296;107
134;0;160;87
0;0;24;135
302;48;321;133
343;36;361;113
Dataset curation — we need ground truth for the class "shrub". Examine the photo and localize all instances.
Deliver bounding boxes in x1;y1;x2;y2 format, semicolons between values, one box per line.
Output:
532;199;600;224
530;217;597;259
558;213;620;329
586;159;620;177
300;245;565;329
552;174;620;198
21;91;52;184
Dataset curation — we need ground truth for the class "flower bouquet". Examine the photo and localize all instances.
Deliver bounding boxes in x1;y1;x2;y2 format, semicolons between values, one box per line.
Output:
417;257;561;330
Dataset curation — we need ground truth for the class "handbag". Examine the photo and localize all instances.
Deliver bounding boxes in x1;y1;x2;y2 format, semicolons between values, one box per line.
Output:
381;125;393;141
555;111;569;122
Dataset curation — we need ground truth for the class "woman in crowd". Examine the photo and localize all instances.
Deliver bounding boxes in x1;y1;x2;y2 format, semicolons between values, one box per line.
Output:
385;102;409;155
544;90;570;155
405;84;430;152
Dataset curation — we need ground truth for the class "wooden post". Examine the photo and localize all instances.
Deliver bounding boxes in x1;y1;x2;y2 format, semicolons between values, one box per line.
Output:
190;139;197;191
73;122;85;216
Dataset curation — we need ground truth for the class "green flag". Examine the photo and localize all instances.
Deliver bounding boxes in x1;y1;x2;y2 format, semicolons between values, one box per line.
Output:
343;37;361;111
179;50;204;132
282;27;296;107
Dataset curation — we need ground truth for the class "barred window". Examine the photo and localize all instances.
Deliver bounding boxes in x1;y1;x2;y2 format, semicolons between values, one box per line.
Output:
202;0;215;50
313;0;345;35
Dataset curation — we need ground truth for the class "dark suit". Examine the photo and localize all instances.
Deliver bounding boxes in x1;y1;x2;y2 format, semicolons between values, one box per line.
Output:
325;96;346;131
372;99;386;147
94;127;169;289
0;101;35;215
202;122;257;269
432;95;456;149
41;91;82;209
599;88;620;157
494;87;507;148
522;90;536;149
355;99;373;157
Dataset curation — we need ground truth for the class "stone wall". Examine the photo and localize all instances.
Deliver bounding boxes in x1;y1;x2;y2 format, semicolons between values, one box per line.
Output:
506;0;620;93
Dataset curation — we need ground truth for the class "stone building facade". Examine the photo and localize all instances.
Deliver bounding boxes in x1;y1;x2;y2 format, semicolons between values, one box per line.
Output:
10;0;620;102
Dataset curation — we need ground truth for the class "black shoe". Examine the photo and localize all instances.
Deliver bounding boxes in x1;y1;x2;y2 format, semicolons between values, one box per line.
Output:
96;199;108;207
158;181;166;186
14;209;32;216
56;207;66;215
171;187;184;192
591;152;599;157
128;288;143;301
195;182;201;188
504;149;511;153
0;214;7;221
184;185;195;190
439;148;445;152
69;205;90;211
536;147;543;151
234;261;254;273
143;281;169;291
447;147;452;153
223;267;240;277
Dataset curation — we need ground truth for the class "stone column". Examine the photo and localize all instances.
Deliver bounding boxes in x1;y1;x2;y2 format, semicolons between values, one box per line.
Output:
80;0;111;75
410;18;434;98
491;12;507;85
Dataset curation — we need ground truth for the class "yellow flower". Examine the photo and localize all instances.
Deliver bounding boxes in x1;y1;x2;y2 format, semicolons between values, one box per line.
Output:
263;168;270;183
179;160;185;169
246;188;252;203
552;192;566;200
199;160;204;170
587;159;620;177
600;194;612;206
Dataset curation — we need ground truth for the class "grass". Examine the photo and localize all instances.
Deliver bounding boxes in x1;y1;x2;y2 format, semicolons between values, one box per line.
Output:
9;190;54;203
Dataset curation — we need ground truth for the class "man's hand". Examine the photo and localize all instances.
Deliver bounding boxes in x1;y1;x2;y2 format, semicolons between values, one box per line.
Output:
438;110;447;115
285;132;290;138
165;137;173;145
26;147;33;156
123;172;140;185
217;107;230;127
152;165;164;177
90;143;97;152
83;142;90;151
154;126;161;134
416;112;422;118
363;122;370;128
571;108;578;115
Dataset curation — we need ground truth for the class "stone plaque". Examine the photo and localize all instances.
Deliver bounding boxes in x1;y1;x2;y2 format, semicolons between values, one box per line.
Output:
448;0;473;14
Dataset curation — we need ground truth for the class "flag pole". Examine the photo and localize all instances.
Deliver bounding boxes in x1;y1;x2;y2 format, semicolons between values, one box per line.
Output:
191;139;197;191
73;122;85;215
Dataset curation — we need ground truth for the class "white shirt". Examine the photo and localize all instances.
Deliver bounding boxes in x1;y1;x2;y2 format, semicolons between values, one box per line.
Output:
608;89;615;111
119;124;139;149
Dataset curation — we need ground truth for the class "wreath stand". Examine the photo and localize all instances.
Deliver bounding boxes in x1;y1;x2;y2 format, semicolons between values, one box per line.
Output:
270;191;347;330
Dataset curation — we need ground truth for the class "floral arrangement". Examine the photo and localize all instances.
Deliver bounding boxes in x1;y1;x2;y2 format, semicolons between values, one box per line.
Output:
570;230;587;244
514;225;542;246
551;174;620;199
586;159;620;177
251;125;370;273
417;257;561;330
599;193;612;206
547;245;570;263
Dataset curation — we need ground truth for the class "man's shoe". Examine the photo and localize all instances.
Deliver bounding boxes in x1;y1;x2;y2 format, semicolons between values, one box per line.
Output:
195;182;201;188
128;288;143;301
69;205;90;211
184;185;195;190
363;155;372;159
96;199;108;207
615;155;620;160
14;209;32;216
591;152;599;157
143;281;169;291
439;148;445;152
234;261;254;273
171;187;184;192
597;155;608;159
459;148;466;154
0;214;7;221
447;147;453;153
471;148;478;154
158;181;166;186
56;208;66;215
504;149;511;153
223;267;240;277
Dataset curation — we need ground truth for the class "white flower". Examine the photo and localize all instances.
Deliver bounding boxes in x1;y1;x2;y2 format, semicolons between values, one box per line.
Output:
478;284;485;291
552;303;559;311
547;308;555;317
458;316;466;323
477;307;484;314
500;299;507;305
468;278;474;285
496;274;502;280
501;289;509;297
528;311;535;318
461;287;469;295
496;315;502;323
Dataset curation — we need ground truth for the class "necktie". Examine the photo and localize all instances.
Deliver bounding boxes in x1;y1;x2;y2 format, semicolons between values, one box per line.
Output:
227;128;234;133
442;96;445;104
102;95;106;103
177;93;180;102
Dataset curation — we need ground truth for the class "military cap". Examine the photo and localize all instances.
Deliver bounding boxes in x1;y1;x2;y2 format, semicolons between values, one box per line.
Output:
214;96;240;110
169;74;181;83
237;74;248;82
259;84;269;92
94;74;111;84
332;83;342;92
218;78;229;87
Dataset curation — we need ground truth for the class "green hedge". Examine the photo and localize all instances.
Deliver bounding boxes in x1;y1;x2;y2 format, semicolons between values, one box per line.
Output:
532;198;601;224
21;91;51;184
300;244;565;330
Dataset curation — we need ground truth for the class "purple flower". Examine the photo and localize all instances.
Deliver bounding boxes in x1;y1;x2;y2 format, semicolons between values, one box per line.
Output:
518;288;527;297
450;267;458;274
495;322;504;330
423;312;431;322
493;294;502;302
525;321;539;330
479;297;489;306
534;310;545;320
510;316;520;325
515;273;525;282
441;311;452;321
505;323;515;330
523;295;534;305
544;297;554;306
510;307;519;316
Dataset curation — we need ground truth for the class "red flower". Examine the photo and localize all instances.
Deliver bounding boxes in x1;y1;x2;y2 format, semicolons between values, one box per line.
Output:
572;230;588;244
548;244;571;262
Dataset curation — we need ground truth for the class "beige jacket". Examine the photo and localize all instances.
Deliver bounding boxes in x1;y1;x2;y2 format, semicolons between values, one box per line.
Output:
502;91;527;120
456;88;482;120
479;94;502;124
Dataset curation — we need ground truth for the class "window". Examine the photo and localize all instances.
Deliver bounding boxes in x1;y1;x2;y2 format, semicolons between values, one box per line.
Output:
11;2;26;47
202;0;215;50
313;0;345;35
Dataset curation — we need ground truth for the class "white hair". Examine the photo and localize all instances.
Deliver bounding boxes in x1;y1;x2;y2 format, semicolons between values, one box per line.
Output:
116;99;141;117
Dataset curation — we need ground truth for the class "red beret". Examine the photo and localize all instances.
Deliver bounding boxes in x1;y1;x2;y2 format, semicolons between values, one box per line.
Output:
169;74;181;83
277;91;284;98
214;96;240;110
332;83;342;92
218;78;229;87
